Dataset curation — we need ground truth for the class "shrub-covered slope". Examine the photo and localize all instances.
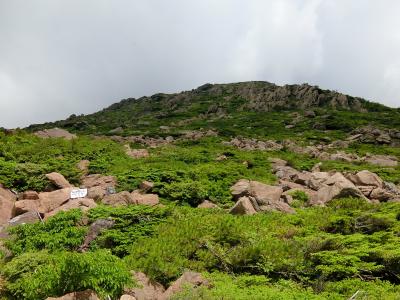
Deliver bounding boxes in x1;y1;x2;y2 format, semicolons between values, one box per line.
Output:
26;81;400;137
1;82;400;299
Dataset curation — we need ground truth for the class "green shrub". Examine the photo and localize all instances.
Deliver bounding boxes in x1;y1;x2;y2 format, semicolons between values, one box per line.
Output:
2;250;131;300
6;209;86;256
87;205;172;256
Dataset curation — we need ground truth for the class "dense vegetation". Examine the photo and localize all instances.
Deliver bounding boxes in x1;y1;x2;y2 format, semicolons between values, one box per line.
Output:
1;82;400;299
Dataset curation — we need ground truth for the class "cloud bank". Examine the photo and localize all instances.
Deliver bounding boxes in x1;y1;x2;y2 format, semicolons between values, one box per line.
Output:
0;0;399;128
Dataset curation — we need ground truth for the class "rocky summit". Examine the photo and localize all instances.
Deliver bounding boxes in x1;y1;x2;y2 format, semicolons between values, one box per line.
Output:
1;81;400;299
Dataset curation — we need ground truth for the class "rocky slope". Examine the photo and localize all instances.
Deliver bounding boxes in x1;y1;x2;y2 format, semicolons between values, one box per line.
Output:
1;82;400;299
26;81;397;136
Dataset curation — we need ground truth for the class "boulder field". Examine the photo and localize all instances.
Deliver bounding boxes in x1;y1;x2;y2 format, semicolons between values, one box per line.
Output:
0;170;160;229
229;158;400;215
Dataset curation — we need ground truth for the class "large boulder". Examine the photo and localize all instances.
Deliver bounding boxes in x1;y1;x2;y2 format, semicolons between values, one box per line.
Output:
230;180;293;214
230;179;250;199
46;172;72;189
82;174;117;200
21;190;39;200
274;166;299;181
369;188;394;202
35;128;76;140
249;181;283;206
131;192;160;206
292;172;312;185
38;188;74;213
363;155;398;167
162;271;210;300
309;173;366;206
307;172;331;190
347;170;383;188
8;211;41;226
13;199;40;216
229;197;257;215
125;272;165;300
102;191;134;206
0;186;16;224
45;198;97;219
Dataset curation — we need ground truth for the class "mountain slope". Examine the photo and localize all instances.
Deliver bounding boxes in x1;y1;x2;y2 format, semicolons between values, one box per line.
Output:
26;81;399;137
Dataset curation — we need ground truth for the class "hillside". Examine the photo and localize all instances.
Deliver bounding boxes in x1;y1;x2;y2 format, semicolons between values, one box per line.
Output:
27;81;400;138
1;82;400;299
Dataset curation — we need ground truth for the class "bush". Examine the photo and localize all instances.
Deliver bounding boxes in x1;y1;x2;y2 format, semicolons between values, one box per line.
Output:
2;250;131;300
6;210;86;256
87;205;172;256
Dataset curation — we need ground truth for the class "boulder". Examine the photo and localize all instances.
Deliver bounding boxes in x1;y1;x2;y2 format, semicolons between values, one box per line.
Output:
13;200;40;216
230;179;250;200
292;172;312;185
131;192;160;206
38;188;74;213
229;197;257;215
102;191;134;206
230;180;292;214
347;170;383;188
269;158;288;168
0;186;16;224
364;155;398;167
82;174;117;188
45;198;97;219
162;271;210;300
46;290;99;300
278;180;307;191
8;211;41;226
274;166;299;181
82;174;117;200
125;272;165;300
35;128;76;140
197;200;218;209
249;182;283;205
139;181;154;192
384;182;400;195
376;133;391;144
358;186;375;197
370;188;393;202
46;172;72;189
307;172;331;190
309;173;366;206
21;190;39;200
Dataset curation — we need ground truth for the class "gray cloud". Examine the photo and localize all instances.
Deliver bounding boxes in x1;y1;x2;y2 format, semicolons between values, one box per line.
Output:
0;0;399;128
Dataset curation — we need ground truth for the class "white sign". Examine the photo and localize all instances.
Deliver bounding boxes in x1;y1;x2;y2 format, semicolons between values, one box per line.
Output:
70;188;88;199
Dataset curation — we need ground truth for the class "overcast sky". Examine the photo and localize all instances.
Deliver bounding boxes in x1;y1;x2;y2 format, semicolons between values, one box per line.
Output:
1;0;400;128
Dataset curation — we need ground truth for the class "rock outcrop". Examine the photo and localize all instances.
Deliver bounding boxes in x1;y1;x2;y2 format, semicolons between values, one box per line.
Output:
229;179;294;214
0;186;16;224
46;172;72;189
34;128;77;140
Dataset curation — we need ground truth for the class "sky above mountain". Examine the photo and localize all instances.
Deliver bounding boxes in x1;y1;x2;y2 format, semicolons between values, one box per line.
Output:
0;0;399;128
